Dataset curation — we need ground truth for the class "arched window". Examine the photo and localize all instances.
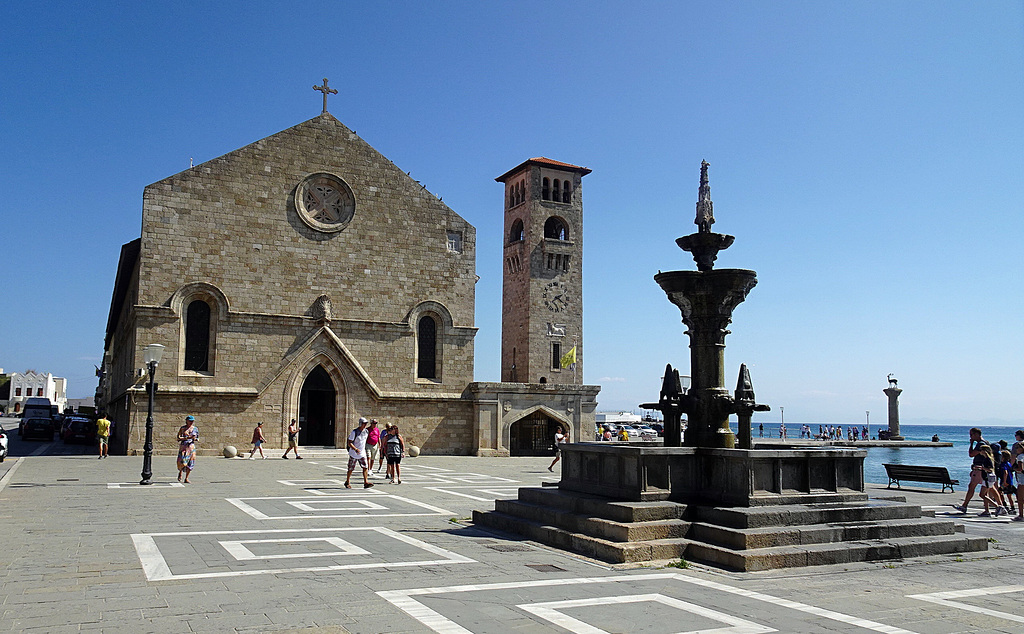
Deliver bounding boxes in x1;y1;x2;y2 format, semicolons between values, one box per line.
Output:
509;219;524;243
552;179;561;203
542;178;550;200
562;180;572;203
417;316;437;379
544;216;569;241
517;181;524;205
184;299;211;372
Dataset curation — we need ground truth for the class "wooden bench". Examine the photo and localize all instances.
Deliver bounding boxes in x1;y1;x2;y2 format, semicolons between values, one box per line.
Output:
883;463;959;493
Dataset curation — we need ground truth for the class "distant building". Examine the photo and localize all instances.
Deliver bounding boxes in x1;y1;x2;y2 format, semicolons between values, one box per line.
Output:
6;371;67;414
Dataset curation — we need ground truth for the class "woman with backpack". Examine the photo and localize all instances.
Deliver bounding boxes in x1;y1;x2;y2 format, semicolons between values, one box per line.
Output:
385;425;405;484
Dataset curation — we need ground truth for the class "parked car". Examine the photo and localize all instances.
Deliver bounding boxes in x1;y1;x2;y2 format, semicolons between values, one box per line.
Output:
22;417;54;441
650;423;665;437
635;425;658;441
61;417;96;444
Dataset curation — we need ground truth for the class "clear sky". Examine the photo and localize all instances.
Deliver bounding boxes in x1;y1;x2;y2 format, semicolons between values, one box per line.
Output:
2;2;1021;425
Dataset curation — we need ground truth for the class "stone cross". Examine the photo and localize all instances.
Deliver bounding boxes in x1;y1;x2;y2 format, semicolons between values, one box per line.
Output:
313;78;338;114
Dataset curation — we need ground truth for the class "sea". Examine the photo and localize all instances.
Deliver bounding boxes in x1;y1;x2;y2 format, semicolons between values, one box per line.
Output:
752;423;1023;490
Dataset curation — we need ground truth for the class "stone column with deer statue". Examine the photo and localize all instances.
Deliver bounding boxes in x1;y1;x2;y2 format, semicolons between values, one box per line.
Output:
884;374;904;440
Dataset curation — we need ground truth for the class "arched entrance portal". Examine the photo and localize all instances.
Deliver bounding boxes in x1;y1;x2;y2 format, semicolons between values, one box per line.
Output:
299;366;336;446
509;412;563;457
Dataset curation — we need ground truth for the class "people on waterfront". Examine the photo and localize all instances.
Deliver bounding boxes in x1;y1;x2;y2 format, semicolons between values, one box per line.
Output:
177;415;198;484
248;422;266;459
618;426;629;442
953;427;989;513
603;426;612;441
548;425;567;472
862;425;869;440
974;445;1007;517
282;418;302;459
999;449;1016;514
366;420;381;477
759;423;763;438
344;417;373;489
96;415;111;459
385;425;405;484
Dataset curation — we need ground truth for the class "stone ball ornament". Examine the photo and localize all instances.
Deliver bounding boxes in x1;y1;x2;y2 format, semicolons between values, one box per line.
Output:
223;445;238;458
408;445;420;457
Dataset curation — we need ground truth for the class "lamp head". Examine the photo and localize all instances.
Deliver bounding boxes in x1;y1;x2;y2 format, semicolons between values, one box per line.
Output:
143;343;165;367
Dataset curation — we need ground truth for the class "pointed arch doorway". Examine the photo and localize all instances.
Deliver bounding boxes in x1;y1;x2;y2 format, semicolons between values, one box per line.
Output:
299;365;336;446
509;411;563;456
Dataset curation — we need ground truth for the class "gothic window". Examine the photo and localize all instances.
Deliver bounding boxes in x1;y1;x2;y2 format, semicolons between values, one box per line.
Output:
417;316;437;379
184;299;211;372
509;219;524;243
552;179;561;203
544;216;569;241
542;178;550;200
562;181;572;203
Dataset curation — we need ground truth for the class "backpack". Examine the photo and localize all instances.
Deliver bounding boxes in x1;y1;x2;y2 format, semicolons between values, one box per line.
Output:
386;434;403;457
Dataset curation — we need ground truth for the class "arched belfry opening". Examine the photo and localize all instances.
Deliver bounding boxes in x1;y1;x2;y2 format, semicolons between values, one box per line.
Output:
508;411;563;457
299;365;336;446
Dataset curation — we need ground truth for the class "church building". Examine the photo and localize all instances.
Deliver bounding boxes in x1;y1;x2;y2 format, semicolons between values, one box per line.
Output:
101;98;598;456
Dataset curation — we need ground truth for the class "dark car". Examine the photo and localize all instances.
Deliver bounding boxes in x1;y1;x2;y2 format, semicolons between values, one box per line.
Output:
22;417;54;441
61;417;96;444
650;423;665;437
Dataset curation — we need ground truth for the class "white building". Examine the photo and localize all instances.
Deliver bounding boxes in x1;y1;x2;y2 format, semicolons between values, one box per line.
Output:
7;371;67;415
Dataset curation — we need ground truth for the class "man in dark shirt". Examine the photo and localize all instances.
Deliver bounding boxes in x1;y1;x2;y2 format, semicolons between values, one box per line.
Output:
953;427;987;513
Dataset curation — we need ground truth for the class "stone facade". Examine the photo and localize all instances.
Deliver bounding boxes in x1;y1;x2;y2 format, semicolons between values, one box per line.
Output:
101;114;600;457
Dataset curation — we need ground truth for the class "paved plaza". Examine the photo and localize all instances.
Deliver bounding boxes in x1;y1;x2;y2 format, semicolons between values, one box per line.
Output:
1;435;1023;633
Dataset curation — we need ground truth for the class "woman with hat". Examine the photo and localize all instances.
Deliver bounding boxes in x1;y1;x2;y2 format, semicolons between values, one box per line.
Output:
177;415;199;483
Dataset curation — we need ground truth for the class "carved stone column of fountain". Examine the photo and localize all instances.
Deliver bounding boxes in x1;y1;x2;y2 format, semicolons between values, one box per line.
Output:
653;161;758;448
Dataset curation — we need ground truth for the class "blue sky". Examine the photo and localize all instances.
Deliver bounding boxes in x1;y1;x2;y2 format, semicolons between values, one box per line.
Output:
2;2;1021;425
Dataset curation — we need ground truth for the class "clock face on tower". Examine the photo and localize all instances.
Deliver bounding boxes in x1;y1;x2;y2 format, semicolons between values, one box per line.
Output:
542;280;569;313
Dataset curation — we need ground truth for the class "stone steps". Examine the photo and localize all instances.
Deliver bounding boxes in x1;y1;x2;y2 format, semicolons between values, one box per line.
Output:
496;498;690;542
472;486;988;570
472;509;690;564
689;516;962;550
685;534;990;572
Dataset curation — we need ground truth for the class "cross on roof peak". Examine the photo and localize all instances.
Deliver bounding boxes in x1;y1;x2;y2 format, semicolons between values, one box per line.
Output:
313;78;338;114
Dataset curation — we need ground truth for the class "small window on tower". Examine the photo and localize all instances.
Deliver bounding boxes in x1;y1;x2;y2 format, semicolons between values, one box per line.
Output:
544;217;569;241
551;343;562;370
509;219;524;243
552;179;561;202
447;231;463;253
562;181;572;203
542;178;550;200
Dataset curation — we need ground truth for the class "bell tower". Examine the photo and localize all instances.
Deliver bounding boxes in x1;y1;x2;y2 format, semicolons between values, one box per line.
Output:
496;157;590;384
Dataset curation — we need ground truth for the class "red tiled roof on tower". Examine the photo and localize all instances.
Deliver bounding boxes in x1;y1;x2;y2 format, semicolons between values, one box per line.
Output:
495;157;592;182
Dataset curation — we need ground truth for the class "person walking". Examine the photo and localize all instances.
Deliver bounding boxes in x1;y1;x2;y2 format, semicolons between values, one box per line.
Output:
377;423;391;475
366;420;381;478
282;419;302;459
973;445;1007;517
248;422;266;459
385;425;405;484
953;427;990;513
96;415;111;459
548;426;568;472
344;417;373;489
177;415;199;484
758;423;763;438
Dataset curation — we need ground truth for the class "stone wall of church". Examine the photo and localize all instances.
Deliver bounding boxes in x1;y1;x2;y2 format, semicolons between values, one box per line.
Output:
134;114;476;395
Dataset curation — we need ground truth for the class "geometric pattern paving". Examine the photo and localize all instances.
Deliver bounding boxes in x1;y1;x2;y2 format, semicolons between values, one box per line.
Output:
907;585;1024;625
226;493;453;520
132;527;475;581
378;573;919;634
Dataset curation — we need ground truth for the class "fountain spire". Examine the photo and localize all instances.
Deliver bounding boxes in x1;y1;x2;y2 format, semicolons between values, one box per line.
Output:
695;159;714;233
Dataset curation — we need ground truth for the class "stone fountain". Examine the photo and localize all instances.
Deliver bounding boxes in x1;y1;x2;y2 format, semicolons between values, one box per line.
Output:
474;162;986;570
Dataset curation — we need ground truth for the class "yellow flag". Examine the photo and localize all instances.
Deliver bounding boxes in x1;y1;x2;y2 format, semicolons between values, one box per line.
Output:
560;346;577;369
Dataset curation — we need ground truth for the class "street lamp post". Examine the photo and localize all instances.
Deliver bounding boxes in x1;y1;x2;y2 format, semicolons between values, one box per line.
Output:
139;344;165;485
